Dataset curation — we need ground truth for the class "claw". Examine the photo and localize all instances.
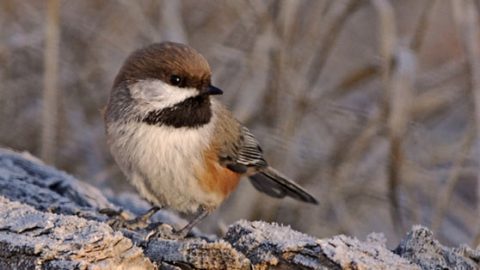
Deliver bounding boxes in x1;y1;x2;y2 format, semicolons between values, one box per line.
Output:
145;222;183;241
145;208;209;241
101;207;161;231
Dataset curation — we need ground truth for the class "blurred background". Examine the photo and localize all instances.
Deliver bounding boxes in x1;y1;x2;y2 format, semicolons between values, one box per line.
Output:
1;0;479;248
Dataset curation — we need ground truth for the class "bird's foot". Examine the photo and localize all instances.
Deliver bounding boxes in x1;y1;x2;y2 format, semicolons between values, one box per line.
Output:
100;207;159;231
144;221;192;240
145;207;209;240
100;207;134;230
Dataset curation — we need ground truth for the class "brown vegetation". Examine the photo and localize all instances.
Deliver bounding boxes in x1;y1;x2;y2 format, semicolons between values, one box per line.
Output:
0;0;479;248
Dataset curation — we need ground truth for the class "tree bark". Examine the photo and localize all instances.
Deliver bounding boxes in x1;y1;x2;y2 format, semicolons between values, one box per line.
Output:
0;148;478;269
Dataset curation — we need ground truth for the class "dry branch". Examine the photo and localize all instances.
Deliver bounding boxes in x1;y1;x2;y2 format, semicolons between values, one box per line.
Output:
431;125;475;232
451;0;480;247
0;148;478;269
40;0;60;165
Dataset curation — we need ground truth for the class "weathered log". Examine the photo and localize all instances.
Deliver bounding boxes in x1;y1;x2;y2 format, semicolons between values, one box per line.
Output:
0;148;478;269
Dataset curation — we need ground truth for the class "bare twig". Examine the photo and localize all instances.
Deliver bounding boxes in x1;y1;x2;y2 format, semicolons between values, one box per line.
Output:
307;0;364;90
372;0;396;85
410;0;437;52
431;124;474;233
117;0;161;41
451;0;480;247
282;0;364;142
410;84;464;121
161;1;187;43
371;0;403;230
387;48;417;229
41;0;60;164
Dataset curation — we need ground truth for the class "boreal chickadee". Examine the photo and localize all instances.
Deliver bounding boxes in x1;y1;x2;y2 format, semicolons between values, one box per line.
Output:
104;42;317;237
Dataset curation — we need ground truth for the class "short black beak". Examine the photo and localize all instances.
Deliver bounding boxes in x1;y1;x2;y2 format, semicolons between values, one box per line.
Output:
205;85;223;95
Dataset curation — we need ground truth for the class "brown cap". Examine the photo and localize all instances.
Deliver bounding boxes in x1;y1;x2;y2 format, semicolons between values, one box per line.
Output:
113;42;212;90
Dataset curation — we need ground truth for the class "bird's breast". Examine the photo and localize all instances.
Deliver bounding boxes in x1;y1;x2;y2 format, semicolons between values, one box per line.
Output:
107;117;237;213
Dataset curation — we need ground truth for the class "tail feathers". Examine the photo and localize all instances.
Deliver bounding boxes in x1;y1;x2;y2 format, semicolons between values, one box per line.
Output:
249;167;318;204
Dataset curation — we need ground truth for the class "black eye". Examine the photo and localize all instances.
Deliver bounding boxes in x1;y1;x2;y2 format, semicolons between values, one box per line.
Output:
170;75;183;86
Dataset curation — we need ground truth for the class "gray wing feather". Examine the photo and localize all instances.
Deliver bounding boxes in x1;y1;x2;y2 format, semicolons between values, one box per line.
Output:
250;167;318;204
235;127;268;168
218;121;318;205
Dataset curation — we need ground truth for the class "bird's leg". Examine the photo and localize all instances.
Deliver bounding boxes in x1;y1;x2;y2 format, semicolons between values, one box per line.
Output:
145;207;209;240
130;206;161;228
102;206;161;231
174;207;209;238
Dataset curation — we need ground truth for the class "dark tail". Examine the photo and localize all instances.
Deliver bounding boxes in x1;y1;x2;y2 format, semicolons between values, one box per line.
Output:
249;167;318;204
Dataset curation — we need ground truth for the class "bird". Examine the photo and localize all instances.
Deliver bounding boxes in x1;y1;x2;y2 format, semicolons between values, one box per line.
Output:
104;42;317;237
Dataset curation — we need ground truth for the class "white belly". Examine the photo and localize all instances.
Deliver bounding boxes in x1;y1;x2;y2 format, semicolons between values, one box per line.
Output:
107;120;223;213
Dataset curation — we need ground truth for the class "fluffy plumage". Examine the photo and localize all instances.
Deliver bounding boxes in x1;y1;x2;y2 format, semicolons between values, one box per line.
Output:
105;42;317;233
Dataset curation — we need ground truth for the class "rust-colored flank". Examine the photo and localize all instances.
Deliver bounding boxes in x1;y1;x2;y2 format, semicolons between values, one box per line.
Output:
197;147;241;199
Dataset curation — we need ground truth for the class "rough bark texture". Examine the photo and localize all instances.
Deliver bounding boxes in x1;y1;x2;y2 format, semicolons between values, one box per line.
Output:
0;148;478;269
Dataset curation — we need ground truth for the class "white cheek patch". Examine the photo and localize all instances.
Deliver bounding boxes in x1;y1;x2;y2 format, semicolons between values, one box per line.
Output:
129;80;199;110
